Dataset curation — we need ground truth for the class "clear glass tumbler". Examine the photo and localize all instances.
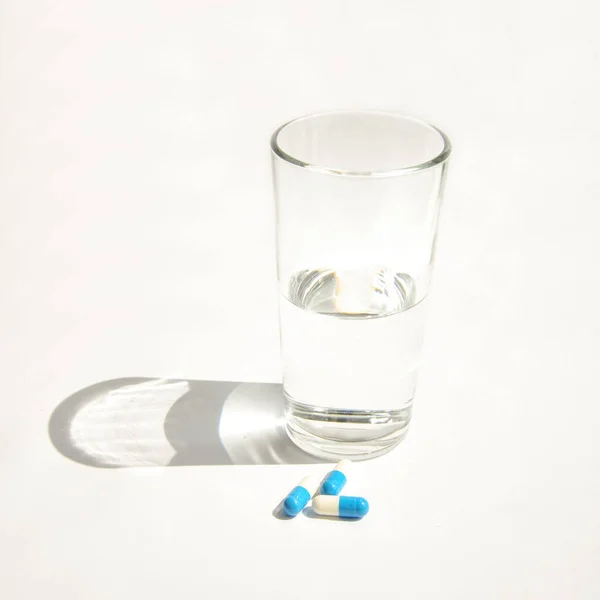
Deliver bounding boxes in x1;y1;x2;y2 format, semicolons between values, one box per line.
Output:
271;111;451;460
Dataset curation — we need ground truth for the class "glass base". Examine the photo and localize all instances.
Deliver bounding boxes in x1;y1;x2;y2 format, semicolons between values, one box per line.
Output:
284;397;412;461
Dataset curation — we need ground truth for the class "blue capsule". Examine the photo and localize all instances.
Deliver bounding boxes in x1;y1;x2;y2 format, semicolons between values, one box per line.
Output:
339;496;369;518
320;459;351;495
282;475;319;517
312;495;370;519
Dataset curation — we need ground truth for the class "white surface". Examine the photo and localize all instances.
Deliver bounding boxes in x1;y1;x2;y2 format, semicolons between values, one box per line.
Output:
1;1;599;599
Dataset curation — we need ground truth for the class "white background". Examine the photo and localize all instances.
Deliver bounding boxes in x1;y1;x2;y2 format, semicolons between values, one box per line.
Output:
1;1;599;598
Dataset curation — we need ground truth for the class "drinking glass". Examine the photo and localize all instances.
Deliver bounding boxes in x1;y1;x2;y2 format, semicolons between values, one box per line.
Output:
271;111;451;460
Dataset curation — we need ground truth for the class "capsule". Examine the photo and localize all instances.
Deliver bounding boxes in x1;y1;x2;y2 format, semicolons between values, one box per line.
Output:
283;475;320;517
312;494;369;519
320;459;351;495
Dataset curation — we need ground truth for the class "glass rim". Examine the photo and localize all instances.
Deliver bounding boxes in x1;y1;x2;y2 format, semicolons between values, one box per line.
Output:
270;110;451;178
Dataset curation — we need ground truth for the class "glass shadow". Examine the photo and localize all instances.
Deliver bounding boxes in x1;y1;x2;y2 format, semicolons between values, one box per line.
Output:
48;378;326;467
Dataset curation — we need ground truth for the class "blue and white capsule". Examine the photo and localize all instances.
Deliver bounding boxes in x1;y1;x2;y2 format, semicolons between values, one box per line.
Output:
283;475;320;517
320;459;351;496
312;494;369;519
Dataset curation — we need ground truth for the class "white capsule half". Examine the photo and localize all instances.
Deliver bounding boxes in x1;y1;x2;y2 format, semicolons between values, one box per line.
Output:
298;475;320;498
312;495;340;515
336;459;352;474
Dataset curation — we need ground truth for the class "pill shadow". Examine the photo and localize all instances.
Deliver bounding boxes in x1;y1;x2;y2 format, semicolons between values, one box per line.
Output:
48;377;326;467
302;507;364;522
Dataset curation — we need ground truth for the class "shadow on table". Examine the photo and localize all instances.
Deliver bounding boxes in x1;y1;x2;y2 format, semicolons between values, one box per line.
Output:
49;378;326;467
